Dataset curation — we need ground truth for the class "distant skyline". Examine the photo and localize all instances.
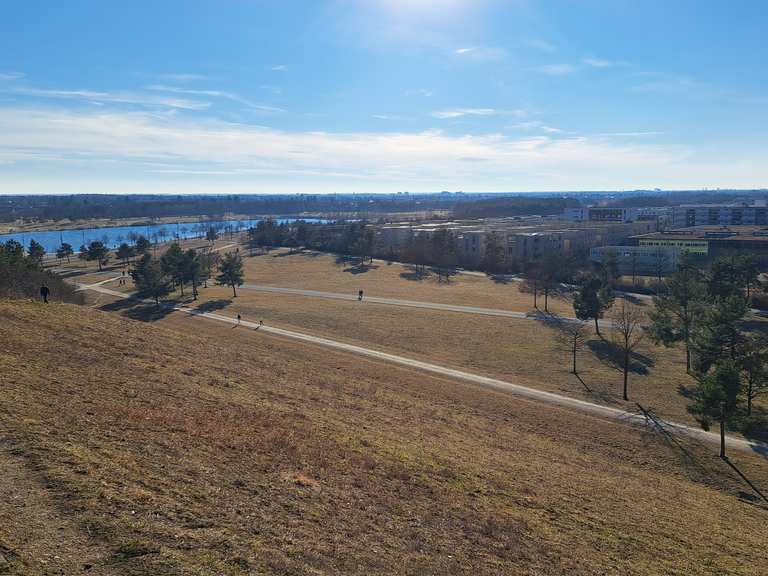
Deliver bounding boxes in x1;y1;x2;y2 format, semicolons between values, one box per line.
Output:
1;0;767;194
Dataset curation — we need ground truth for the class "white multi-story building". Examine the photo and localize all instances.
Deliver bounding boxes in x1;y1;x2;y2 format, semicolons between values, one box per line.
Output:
563;206;671;224
671;205;768;227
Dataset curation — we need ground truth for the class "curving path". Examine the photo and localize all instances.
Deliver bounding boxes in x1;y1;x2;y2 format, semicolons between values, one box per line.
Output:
74;282;768;458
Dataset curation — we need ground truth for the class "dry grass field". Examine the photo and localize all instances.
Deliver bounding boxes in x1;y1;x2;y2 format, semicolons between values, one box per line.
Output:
78;245;765;434
1;299;768;575
188;287;688;418
241;248;578;315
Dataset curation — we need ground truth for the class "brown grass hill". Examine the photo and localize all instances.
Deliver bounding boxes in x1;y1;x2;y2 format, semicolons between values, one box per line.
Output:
1;299;767;575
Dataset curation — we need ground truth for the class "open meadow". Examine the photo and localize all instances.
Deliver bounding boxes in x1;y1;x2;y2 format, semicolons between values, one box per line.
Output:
105;245;760;435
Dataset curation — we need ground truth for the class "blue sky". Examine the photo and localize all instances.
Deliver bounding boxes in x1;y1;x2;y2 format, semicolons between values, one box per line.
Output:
1;0;766;194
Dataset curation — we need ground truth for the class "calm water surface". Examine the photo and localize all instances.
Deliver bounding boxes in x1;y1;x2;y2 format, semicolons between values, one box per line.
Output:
0;217;327;253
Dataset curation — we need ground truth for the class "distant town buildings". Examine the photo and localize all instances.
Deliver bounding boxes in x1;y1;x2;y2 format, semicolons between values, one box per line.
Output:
591;225;768;274
375;217;659;269
563;206;671;224
671;204;768;227
590;245;680;276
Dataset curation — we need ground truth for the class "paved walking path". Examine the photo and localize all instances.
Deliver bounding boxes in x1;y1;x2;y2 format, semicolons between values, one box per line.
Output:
75;282;768;458
239;284;612;327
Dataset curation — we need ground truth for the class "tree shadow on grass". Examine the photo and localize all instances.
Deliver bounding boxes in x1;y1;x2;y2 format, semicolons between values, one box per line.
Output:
272;248;314;258
635;402;713;476
100;297;176;322
587;339;655;375
429;266;460;283
636;403;768;506
335;255;358;266
736;410;768;446
122;303;177;322
676;383;697;399
489;274;514;284
343;263;378;275
194;299;232;313
400;264;431;281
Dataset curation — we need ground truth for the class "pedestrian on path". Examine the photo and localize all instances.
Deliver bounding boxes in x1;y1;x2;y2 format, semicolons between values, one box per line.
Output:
358;289;364;301
237;313;242;325
39;285;50;304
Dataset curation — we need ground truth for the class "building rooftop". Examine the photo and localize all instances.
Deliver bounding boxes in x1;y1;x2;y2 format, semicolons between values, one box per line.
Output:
633;225;768;242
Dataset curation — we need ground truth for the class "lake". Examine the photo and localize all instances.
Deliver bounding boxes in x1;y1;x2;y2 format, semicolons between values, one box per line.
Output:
0;217;328;254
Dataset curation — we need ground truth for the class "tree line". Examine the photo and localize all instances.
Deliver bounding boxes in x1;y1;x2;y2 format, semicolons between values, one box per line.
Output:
1;193;470;224
542;252;766;458
0;239;81;303
130;243;244;304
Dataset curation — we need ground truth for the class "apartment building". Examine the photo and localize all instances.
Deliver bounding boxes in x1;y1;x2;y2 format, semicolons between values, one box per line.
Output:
671;205;768;227
374;218;659;268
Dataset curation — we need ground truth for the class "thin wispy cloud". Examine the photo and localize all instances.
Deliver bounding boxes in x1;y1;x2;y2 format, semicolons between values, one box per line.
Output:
259;85;283;95
452;46;505;60
0;72;24;81
432;108;527;119
431;108;497;119
630;72;702;94
0;106;715;193
524;39;557;53
597;131;665;137
510;121;563;134
537;64;576;76
271;65;288;71
405;88;433;97
5;86;210;110
582;57;613;68
157;73;206;82
372;114;402;120
146;84;284;112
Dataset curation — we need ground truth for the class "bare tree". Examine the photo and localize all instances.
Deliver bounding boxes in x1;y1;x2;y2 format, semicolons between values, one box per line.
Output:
611;300;646;401
555;320;589;375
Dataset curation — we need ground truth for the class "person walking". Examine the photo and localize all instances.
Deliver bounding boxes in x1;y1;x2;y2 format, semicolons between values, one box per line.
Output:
39;285;50;304
358;289;364;301
237;313;242;325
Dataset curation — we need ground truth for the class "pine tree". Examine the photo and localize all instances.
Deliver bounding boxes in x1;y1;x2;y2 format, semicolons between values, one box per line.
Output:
182;249;202;300
56;242;74;264
647;260;707;372
135;235;151;254
217;252;245;297
27;239;45;266
115;243;135;266
691;295;748;374
739;334;768;417
161;242;186;295
131;253;172;306
573;275;614;336
86;241;109;271
690;361;742;459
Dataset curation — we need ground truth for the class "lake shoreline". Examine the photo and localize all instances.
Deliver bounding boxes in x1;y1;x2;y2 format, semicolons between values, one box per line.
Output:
0;216;329;253
0;213;299;235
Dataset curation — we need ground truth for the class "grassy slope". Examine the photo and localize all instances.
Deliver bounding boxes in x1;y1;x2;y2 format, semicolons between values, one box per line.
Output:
1;300;767;575
191;286;700;425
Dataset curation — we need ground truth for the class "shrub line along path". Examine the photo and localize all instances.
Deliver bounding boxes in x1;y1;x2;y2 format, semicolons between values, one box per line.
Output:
73;280;768;458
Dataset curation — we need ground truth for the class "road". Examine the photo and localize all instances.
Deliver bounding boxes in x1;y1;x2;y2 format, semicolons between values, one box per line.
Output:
74;281;768;458
239;284;612;326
